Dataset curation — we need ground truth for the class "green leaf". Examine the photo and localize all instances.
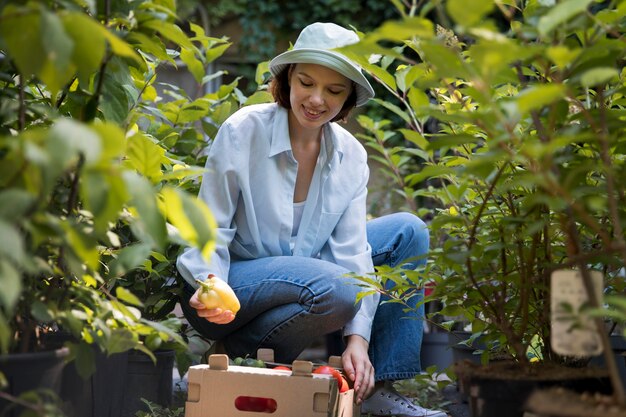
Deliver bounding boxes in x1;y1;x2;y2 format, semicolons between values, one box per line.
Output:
514;84;566;115
126;32;171;62
0;189;35;221
244;91;273;106
101;69;133;124
105;328;138;355
469;39;526;81
0;6;45;77
580;67;619;87
447;0;495;26
400;129;429;150
0;220;25;267
419;41;469;79
180;48;205;83
161;187;216;262
81;169;128;233
407;87;430;110
126;133;165;182
63;223;99;271
71;342;97;380
109;243;152;277
206;42;231;64
255;61;270;85
99;27;141;63
0;311;10;354
177;100;210;124
369;17;434;42
428;134;481;149
116;287;144;307
91;122;126;162
62;12;107;85
361;60;397;91
0;260;21;312
123;172;167;250
546;45;581;68
538;0;594;37
142;19;194;50
39;8;75;97
372;98;411;125
48;119;102;166
30;301;53;322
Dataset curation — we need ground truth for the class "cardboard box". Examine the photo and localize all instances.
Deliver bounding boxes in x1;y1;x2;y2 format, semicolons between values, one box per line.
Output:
185;352;360;417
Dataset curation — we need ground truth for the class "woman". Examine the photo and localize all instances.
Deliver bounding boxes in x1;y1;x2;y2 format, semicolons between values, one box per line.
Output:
177;22;447;417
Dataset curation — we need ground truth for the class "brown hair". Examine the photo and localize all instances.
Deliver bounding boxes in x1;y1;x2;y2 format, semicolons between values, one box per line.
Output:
269;64;357;123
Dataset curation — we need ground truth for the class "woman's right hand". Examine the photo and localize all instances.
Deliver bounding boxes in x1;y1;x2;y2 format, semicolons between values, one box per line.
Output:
189;288;237;324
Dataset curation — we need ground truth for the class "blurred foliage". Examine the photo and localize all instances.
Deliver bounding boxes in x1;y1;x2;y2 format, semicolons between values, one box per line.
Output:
178;0;400;62
344;0;626;373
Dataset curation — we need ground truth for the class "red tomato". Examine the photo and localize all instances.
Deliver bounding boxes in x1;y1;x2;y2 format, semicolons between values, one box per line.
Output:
234;396;277;413
313;365;346;392
339;376;349;393
273;366;291;371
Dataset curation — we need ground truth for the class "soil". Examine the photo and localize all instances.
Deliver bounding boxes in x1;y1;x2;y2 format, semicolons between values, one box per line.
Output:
455;359;610;382
526;387;626;417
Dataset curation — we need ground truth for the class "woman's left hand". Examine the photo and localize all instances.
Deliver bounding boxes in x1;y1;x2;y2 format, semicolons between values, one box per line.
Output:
341;334;375;404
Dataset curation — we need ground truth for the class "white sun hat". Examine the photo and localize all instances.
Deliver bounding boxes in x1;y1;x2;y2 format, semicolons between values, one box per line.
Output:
269;22;375;107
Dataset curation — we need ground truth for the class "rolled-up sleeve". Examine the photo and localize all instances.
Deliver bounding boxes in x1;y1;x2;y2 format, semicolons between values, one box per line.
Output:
176;123;239;287
320;163;379;343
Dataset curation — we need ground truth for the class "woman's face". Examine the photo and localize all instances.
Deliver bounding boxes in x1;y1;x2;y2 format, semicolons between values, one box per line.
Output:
288;63;353;130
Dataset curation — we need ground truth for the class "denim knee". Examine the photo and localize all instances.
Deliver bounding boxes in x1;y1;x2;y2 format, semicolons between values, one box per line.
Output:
398;212;429;250
327;277;362;325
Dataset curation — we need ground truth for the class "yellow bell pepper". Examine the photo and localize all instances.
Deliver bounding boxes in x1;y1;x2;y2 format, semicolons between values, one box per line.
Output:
195;274;241;314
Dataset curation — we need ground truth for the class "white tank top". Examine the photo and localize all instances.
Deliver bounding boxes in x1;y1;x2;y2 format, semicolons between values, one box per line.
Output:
292;201;306;237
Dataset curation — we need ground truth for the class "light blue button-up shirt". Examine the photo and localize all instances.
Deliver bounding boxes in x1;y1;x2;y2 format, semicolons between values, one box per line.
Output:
176;103;379;342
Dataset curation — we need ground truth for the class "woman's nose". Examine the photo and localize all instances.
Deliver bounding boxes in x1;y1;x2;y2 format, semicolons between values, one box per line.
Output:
309;89;324;105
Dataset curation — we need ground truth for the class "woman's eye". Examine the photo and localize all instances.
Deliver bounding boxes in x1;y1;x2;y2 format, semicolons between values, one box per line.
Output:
328;90;343;95
300;80;313;87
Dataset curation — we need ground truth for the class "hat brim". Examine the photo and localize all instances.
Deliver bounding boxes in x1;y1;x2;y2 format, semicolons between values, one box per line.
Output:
269;49;374;107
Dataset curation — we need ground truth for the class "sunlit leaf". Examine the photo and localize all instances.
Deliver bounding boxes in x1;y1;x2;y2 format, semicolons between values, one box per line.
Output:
447;0;495;26
116;286;144;307
126;133;165;182
206;42;231;64
0;260;21;312
39;8;74;97
0;5;45;77
105;328;138;355
180;48;204;83
160;187;216;262
514;84;566;115
123;172;167;250
142;19;194;50
580;67;619;87
538;0;594;36
244;91;273;106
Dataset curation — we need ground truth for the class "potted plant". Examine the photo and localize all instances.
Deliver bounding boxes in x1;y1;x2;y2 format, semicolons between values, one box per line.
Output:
342;0;626;416
0;1;222;415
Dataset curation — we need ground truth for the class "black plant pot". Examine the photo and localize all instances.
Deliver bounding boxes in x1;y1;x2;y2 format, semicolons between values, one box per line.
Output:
0;347;69;417
120;349;175;417
589;334;626;388
421;331;454;372
60;349;129;417
40;331;130;417
449;331;488;366
457;361;612;417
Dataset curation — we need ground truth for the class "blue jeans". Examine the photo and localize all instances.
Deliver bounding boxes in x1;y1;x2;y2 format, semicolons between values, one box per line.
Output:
180;212;428;381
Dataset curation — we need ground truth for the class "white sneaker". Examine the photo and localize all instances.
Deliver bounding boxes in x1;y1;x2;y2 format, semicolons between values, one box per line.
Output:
361;384;448;417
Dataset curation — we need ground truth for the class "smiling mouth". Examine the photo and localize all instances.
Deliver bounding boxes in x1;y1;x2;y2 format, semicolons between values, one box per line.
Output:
303;106;324;119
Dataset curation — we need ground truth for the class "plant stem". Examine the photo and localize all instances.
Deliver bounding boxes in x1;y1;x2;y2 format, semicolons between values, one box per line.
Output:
563;213;626;406
18;73;25;131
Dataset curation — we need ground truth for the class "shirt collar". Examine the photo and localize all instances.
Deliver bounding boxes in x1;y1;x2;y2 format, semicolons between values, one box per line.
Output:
268;105;344;164
269;106;292;157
